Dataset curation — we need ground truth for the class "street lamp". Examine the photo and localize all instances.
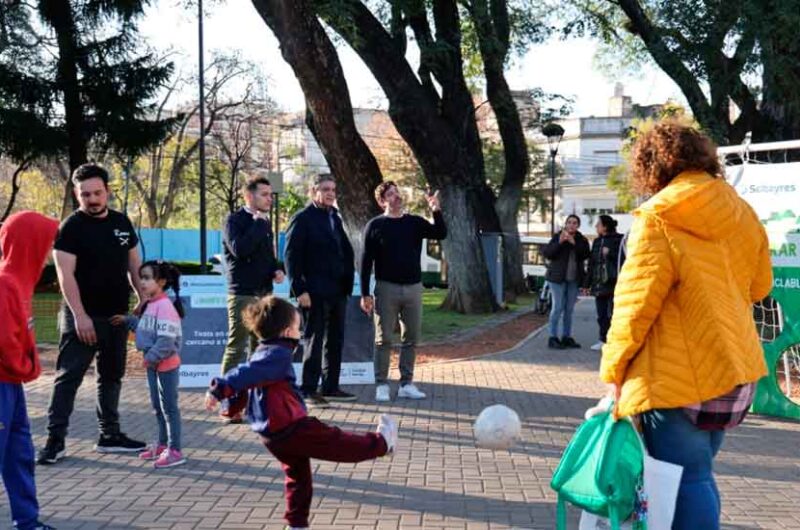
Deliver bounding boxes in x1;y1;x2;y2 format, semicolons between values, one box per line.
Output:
197;0;208;273
543;122;564;235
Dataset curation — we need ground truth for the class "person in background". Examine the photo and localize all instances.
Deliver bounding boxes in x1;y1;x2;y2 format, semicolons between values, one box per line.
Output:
0;211;59;530
360;182;446;402
600;120;772;530
219;176;285;423
583;215;624;351
39;163;146;465
543;214;590;349
112;260;185;469
284;174;356;408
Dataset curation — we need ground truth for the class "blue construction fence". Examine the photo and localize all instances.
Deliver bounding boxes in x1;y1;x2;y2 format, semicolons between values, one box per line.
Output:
137;228;287;263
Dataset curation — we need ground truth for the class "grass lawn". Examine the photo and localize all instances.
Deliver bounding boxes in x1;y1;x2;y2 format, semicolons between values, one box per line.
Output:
32;293;62;344
421;288;536;342
33;289;537;345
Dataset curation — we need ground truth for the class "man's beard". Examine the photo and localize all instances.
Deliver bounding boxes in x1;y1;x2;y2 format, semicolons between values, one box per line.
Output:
86;205;108;217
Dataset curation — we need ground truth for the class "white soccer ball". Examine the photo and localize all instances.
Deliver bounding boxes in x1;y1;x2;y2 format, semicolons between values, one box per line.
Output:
473;404;522;450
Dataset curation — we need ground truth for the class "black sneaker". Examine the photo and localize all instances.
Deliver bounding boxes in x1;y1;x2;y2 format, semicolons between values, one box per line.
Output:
95;432;146;453
37;437;66;465
547;336;564;349
302;392;331;409
33;523;56;529
561;336;582;349
323;389;358;402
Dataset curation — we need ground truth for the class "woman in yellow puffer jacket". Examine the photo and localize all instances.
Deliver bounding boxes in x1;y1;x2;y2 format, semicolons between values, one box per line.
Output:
600;120;772;530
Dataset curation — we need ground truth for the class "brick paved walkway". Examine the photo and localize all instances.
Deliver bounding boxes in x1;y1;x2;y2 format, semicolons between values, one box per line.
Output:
3;301;799;529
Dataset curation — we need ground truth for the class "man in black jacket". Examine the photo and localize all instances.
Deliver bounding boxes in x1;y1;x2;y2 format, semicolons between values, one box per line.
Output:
219;177;284;422
284;174;356;407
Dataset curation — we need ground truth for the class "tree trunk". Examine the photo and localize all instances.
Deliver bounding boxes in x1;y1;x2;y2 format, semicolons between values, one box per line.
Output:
470;0;528;299
440;185;496;313
40;0;87;174
312;0;498;312
252;0;382;264
0;159;30;224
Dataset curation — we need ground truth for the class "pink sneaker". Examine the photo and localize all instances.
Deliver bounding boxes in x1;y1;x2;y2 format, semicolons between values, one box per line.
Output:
139;444;167;461
153;448;186;468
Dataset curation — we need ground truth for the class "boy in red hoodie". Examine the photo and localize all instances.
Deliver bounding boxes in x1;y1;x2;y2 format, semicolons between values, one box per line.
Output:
0;211;59;530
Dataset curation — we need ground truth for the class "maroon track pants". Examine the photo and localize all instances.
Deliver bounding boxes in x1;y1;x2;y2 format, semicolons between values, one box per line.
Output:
263;417;388;527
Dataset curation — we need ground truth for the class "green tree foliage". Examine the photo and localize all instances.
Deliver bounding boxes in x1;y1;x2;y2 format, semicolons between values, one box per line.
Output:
563;0;800;144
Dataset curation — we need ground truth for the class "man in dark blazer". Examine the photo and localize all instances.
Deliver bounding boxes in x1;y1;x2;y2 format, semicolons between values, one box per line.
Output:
284;174;356;407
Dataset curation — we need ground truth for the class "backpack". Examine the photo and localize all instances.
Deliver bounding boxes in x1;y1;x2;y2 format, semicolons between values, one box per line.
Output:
550;406;646;530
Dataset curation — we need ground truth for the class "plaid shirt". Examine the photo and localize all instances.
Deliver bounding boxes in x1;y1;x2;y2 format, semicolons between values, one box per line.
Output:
683;383;756;431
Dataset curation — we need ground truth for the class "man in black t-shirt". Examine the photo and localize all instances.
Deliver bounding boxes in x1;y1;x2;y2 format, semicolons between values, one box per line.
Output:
360;182;446;402
37;164;147;465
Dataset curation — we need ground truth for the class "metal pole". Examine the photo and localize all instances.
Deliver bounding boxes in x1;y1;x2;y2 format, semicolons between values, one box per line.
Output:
198;0;208;273
122;157;131;215
550;152;556;235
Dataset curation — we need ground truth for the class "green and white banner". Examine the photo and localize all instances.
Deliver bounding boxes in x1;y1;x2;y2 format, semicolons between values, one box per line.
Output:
728;162;800;419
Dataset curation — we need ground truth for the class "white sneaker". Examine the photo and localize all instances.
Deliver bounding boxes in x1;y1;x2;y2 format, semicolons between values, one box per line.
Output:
375;384;391;402
376;414;398;454
590;341;605;351
397;383;426;400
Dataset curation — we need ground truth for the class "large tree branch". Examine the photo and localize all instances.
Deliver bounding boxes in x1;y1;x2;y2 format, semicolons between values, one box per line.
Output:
614;0;726;140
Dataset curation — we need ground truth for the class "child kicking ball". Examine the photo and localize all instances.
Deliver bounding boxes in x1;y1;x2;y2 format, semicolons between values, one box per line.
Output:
204;295;397;530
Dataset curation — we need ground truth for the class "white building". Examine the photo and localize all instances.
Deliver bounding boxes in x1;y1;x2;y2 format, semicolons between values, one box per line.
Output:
527;84;664;236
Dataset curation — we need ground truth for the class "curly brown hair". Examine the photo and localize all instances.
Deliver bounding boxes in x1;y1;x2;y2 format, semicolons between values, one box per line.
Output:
374;181;398;205
242;295;298;340
630;120;721;195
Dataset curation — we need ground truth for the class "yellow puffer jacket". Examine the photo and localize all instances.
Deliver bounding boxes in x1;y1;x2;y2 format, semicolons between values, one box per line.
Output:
600;170;773;418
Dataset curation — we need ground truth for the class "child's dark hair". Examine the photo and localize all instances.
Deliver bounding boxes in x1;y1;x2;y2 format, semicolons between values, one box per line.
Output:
242;295;298;340
140;260;185;318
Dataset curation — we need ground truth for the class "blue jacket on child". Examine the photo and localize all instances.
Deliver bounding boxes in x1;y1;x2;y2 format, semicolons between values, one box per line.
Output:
208;338;307;437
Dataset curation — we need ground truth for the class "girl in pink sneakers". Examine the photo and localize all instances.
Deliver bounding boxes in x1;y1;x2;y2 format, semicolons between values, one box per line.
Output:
112;260;185;469
204;295;397;530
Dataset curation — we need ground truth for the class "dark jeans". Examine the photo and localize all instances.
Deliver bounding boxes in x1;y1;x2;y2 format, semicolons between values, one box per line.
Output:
595;295;614;343
301;295;346;394
641;408;725;530
264;417;387;527
46;309;128;440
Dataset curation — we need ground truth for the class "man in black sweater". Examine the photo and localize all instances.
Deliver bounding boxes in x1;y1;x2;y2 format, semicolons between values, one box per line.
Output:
360;182;446;402
219;176;284;422
284;174;356;407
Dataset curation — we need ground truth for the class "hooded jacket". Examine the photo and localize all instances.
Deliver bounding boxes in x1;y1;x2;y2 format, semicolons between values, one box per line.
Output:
0;211;60;383
601;171;772;418
208;338;307;437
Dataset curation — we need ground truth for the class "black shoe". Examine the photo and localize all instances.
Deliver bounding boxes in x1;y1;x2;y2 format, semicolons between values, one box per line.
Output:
547;336;564;349
37;437;66;465
33;523;56;530
302;392;331;409
322;389;358;402
561;336;582;349
94;432;146;453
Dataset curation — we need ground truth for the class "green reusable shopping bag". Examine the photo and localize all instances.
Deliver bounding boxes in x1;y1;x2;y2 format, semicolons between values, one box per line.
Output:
550;407;645;530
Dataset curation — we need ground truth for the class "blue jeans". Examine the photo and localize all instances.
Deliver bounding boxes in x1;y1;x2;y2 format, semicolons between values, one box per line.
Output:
0;383;39;530
548;281;579;337
146;368;182;450
641;408;725;530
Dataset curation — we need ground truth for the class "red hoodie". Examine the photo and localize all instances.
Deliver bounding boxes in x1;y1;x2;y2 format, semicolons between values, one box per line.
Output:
0;211;59;383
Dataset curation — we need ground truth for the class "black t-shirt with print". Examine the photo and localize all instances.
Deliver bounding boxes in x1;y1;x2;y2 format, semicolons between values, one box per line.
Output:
54;209;139;317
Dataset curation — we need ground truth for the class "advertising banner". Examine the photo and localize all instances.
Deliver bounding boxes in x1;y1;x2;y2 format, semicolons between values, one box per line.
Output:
177;276;375;388
728;162;800;419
